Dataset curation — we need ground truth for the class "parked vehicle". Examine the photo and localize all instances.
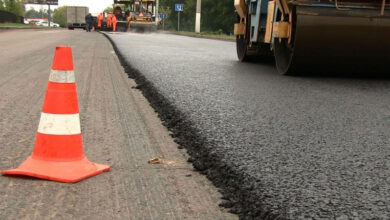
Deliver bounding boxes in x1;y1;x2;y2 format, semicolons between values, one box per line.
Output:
36;21;60;27
66;6;89;30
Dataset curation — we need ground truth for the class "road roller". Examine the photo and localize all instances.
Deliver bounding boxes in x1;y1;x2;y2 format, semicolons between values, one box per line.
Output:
234;0;390;74
113;0;158;32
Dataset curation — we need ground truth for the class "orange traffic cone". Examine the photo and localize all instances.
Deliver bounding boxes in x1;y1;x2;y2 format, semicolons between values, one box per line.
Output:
2;46;110;183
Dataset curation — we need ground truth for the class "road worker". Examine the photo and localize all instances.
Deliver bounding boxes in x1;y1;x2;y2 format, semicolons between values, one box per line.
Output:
97;13;104;30
107;12;113;29
112;15;117;32
114;6;122;20
85;13;93;32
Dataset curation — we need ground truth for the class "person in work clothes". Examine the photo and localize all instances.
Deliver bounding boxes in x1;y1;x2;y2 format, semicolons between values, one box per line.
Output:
112;15;117;32
85;13;93;32
97;13;104;30
107;12;113;30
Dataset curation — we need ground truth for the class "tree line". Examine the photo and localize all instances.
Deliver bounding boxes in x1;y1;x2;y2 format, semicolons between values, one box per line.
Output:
159;0;235;34
1;0;236;33
0;0;24;18
25;7;52;19
23;6;66;27
107;0;235;34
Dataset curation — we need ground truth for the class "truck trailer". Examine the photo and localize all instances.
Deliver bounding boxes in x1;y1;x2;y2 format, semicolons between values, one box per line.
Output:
234;0;390;74
67;6;89;30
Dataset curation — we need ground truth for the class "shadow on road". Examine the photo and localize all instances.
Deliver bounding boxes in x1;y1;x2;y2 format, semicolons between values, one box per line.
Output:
292;71;390;81
237;58;390;80
243;56;276;67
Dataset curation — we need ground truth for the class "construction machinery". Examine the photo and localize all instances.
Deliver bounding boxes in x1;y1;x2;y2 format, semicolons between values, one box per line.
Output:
66;6;89;30
234;0;390;74
113;0;158;32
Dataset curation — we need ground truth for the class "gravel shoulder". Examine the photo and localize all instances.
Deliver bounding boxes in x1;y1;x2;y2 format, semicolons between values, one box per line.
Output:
0;29;236;220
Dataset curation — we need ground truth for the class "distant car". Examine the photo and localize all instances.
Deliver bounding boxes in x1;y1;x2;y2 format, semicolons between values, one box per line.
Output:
37;21;60;27
37;21;48;26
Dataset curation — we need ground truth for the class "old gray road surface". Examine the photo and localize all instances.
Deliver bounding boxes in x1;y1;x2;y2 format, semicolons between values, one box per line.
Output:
0;29;236;220
108;32;390;219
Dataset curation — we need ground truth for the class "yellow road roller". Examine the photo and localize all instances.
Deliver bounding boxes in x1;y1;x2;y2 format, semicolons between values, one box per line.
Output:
113;0;158;32
234;0;390;74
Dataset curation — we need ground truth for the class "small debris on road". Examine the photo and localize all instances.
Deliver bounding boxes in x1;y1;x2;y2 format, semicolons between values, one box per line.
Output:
148;157;179;165
148;157;163;164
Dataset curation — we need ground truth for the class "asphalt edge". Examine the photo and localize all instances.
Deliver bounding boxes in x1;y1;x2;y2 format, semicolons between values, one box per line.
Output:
159;31;235;42
102;32;287;220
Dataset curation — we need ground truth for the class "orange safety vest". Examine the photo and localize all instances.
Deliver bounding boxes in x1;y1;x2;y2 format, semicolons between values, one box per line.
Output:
112;16;117;32
107;13;112;27
97;13;103;27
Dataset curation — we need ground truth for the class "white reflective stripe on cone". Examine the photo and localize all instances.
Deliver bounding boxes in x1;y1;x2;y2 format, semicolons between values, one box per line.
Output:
49;70;75;83
38;113;81;135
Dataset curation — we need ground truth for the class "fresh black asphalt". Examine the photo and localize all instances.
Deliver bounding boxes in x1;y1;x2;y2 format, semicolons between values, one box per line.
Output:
106;32;390;219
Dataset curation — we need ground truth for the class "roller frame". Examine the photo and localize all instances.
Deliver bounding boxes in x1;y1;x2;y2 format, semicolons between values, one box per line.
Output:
235;0;390;44
234;0;390;74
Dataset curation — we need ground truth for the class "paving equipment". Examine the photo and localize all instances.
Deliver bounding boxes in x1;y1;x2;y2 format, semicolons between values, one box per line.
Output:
113;0;158;32
234;0;390;74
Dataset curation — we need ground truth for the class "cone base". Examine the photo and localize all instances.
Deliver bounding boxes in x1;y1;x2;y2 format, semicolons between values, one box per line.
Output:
2;156;110;183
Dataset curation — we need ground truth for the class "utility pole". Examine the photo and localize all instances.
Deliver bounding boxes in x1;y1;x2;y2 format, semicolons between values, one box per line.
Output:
155;0;159;26
178;11;180;31
195;0;201;33
48;4;51;27
175;4;183;31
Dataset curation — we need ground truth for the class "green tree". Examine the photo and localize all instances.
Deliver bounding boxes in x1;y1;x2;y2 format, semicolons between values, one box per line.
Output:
53;6;66;27
0;0;4;10
159;0;235;34
104;6;113;13
39;8;50;18
159;0;189;31
25;7;41;18
201;0;235;34
1;0;24;23
25;7;52;19
3;0;24;17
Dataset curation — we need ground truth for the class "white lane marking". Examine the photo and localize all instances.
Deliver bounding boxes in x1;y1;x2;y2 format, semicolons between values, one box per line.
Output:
49;70;75;83
38;113;81;135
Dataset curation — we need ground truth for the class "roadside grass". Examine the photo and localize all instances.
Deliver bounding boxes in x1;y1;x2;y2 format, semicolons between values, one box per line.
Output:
0;22;47;28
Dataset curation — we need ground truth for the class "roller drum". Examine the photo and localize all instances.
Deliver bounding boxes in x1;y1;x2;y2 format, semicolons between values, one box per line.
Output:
274;6;390;75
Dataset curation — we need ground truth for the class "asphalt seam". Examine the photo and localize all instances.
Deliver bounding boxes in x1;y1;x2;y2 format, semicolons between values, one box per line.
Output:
160;31;235;42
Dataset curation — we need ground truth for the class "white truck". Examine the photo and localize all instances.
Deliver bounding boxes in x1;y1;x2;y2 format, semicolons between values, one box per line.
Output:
66;6;89;30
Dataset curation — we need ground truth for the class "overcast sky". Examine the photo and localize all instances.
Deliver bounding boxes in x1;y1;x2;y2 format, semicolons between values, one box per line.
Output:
26;0;113;13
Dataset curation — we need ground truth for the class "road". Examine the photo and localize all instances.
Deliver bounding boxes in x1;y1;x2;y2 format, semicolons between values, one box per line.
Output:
107;32;390;219
0;29;236;220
